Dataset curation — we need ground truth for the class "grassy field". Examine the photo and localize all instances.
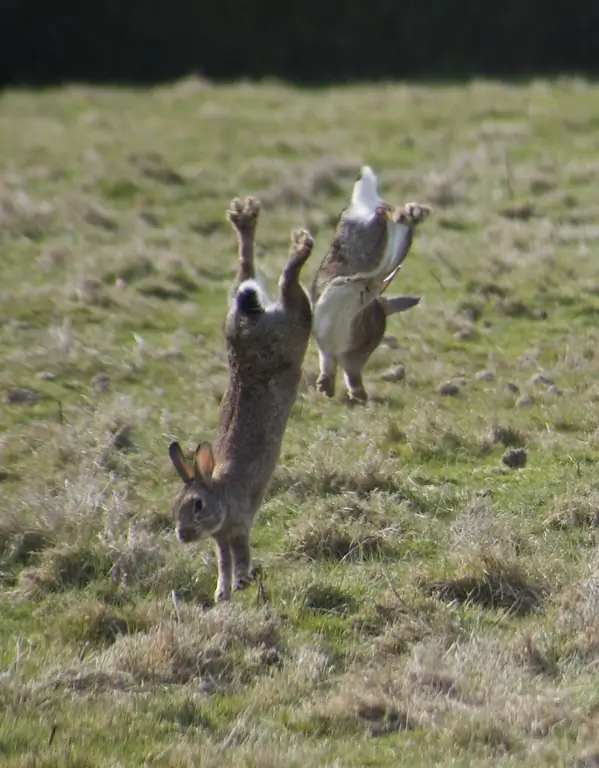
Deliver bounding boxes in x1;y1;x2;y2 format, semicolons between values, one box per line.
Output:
2;75;599;766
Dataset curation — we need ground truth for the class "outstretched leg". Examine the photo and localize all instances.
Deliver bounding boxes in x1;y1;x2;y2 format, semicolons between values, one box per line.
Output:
316;350;337;398
227;196;261;290
279;229;314;313
339;299;387;403
230;528;252;592
379;201;432;279
214;534;233;603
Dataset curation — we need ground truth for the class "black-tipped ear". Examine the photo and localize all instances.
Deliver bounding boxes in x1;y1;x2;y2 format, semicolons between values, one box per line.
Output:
168;441;194;484
194;442;215;484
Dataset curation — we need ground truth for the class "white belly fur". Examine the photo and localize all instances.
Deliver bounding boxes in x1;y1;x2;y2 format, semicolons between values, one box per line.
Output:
313;278;381;356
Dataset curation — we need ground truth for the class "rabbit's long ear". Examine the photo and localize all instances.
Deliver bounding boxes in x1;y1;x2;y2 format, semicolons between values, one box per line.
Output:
194;442;215;485
169;441;194;483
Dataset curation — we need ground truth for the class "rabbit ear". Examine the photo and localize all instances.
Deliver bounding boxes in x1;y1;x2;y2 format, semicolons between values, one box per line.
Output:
169;441;194;483
194;442;215;485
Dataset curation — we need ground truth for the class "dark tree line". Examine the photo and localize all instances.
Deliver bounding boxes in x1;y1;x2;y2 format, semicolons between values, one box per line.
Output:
1;0;598;86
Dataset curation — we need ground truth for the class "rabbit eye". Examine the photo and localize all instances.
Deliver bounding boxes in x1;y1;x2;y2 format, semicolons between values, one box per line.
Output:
194;498;204;516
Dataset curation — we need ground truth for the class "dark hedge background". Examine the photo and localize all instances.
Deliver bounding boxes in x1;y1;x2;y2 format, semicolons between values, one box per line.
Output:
1;0;598;86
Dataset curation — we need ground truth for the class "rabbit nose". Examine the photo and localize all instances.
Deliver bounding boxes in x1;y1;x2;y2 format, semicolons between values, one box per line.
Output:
177;526;196;543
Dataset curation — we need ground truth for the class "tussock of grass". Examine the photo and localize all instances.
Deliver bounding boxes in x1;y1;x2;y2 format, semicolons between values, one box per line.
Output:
148;729;333;768
544;493;599;529
451;717;520;755
0;515;54;571
298;582;357;616
489;424;527;448
272;460;410;500
99;605;282;687
285;492;402;562
271;449;432;521
52;597;152;647
511;632;560;677
109;535;216;605
404;414;488;463
351;595;458;657
37;669;137;694
421;500;544;615
533;552;599;671
286;519;392;561
423;554;544;616
18;542;114;596
305;699;414;738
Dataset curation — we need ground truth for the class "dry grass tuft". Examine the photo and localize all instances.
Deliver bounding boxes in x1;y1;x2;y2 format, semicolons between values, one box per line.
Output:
99;604;282;687
286;519;392;561
315;699;415;738
404;414;485;463
37;669;137;694
285;493;401;562
353;595;459;657
423;554;544;616
423;498;544;616
0;514;55;572
489;424;527;448
18;542;113;596
298;582;357;616
511;632;560;676
544;494;599;530
573;753;599;768
52;597;153;647
451;716;520;755
272;459;409;500
147;728;334;768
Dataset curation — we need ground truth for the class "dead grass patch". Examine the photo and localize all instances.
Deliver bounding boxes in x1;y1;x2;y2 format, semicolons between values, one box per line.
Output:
544;494;599;530
405;417;486;463
271;459;414;501
99;604;282;687
52;597;152;647
298;583;357;616
147;728;333;768
423;555;544;616
0;515;55;571
37;669;137;695
285;493;402;562
128;152;185;186
286;519;391;561
309;699;415;738
511;632;560;677
451;716;520;755
489;424;527;448
18;542;114;596
351;595;459;657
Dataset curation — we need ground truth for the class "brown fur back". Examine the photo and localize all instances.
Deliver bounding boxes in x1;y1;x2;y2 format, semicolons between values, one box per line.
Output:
310;213;388;304
213;284;312;519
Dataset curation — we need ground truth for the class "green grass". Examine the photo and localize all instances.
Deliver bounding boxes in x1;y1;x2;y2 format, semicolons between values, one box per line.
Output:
2;74;599;766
